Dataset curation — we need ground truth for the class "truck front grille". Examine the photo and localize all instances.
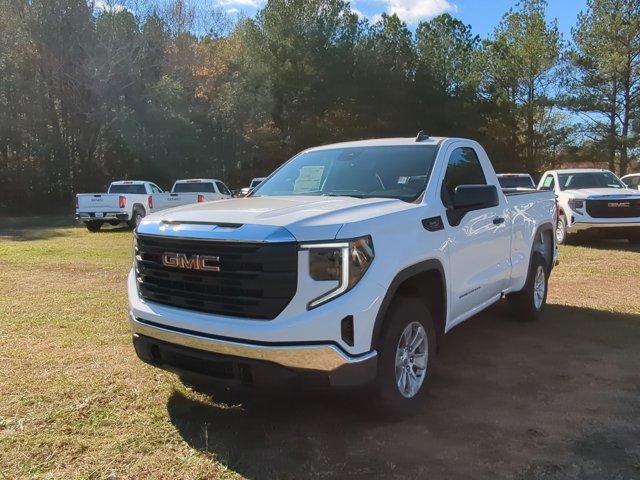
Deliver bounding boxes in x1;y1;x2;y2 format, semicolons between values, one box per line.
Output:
135;234;297;320
586;199;640;218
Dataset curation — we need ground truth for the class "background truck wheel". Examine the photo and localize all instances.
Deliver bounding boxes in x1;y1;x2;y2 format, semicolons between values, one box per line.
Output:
508;252;548;321
85;221;103;232
627;235;640;245
555;214;567;245
127;207;144;229
374;296;436;417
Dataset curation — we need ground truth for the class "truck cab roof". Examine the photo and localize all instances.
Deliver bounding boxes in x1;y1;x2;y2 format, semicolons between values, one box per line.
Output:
305;137;447;153
173;178;221;183
544;168;612;174
110;180;149;185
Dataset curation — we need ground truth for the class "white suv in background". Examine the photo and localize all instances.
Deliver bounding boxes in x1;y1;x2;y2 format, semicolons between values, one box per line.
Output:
538;168;640;244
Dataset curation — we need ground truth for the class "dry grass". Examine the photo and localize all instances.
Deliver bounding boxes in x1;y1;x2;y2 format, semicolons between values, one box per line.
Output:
0;217;638;479
1;218;236;480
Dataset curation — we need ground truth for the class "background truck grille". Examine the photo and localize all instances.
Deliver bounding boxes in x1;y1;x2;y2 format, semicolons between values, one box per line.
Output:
586;199;640;218
135;234;297;320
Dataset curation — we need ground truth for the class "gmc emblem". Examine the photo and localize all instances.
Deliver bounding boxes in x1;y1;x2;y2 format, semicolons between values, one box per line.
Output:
607;202;630;208
162;252;220;271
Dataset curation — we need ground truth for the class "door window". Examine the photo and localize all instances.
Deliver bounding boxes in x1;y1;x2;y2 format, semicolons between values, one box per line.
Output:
150;184;163;193
216;181;231;195
540;175;555;191
624;176;638;188
441;147;486;206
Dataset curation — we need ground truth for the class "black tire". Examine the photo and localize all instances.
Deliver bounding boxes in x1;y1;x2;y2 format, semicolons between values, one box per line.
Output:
555;214;567;245
508;252;548;321
127;207;144;230
373;296;437;417
627;235;640;245
85;221;103;232
108;220;120;226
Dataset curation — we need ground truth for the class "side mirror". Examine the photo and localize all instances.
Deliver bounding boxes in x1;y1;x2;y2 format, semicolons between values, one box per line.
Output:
452;184;499;210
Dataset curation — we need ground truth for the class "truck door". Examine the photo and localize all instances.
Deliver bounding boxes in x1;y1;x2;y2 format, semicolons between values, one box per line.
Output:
148;183;165;212
439;144;511;325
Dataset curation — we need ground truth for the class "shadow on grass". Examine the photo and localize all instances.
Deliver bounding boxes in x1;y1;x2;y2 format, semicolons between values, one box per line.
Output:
165;303;640;479
566;236;640;253
0;215;131;241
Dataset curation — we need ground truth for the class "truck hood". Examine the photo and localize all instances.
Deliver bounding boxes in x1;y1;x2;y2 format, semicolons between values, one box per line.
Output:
561;188;640;199
144;195;418;241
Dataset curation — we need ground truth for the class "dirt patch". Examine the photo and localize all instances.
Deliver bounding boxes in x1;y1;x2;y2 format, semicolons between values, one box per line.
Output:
168;302;640;480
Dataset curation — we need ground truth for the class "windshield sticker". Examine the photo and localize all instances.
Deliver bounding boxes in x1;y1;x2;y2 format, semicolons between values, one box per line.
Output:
293;166;325;193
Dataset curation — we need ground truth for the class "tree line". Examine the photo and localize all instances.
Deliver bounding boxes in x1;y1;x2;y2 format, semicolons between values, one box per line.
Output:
0;0;638;213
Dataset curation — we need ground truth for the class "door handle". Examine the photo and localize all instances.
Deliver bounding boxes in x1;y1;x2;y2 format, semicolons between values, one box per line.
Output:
493;217;505;225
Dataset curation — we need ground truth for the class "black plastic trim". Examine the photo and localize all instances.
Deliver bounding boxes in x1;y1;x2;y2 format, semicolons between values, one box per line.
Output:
370;259;447;348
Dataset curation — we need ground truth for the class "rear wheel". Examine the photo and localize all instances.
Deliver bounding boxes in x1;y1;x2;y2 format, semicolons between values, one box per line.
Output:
508;252;548;321
85;221;103;232
374;296;436;416
127;208;144;230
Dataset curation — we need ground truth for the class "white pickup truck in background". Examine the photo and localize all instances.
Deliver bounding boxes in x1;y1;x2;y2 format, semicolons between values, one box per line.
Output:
170;179;233;200
538;168;640;244
496;173;536;191
76;179;233;232
621;173;640;191
129;134;557;414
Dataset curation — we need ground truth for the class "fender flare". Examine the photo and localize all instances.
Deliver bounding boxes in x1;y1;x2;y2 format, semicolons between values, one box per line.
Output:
371;259;447;349
530;221;555;275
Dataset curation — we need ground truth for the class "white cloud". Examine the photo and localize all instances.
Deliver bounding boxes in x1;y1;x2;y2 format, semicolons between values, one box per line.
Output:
351;6;366;19
356;0;457;24
94;0;127;13
388;0;457;23
216;0;265;8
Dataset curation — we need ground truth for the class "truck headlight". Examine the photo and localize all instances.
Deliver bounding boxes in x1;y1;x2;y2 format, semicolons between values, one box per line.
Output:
568;199;584;211
301;236;374;309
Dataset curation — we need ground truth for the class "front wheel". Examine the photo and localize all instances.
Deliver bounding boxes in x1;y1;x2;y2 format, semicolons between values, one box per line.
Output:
555;214;567;245
374;296;436;416
508;252;548;321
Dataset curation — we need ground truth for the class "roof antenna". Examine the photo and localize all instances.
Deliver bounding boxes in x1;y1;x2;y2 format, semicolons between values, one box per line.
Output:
415;130;429;142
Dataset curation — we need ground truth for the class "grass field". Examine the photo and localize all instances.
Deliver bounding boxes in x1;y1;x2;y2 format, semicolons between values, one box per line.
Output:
1;217;639;479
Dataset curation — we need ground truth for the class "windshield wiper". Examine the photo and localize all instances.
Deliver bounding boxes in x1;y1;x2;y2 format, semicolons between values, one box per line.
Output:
322;193;368;199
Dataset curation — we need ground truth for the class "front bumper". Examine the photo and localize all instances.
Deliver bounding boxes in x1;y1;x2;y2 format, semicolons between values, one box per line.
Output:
130;315;378;387
568;220;640;234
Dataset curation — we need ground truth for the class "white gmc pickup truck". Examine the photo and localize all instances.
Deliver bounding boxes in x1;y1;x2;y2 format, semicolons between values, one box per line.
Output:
538;168;640;244
129;135;557;412
76;179;231;231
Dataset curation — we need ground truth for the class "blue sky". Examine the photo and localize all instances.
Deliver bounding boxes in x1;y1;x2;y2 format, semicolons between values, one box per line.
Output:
218;0;587;39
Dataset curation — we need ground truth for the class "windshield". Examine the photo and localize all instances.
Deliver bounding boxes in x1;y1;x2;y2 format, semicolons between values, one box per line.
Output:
173;182;216;193
498;176;534;189
252;145;439;202
108;184;146;194
558;171;625;190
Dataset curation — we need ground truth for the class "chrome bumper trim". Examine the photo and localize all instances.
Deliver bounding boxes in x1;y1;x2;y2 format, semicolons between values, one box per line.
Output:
130;315;377;372
569;221;640;231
